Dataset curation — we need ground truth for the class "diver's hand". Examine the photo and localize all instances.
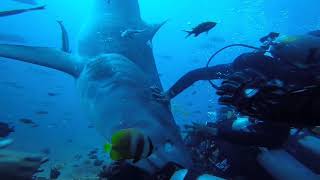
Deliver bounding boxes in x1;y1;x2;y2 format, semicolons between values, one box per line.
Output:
216;68;267;109
183;122;218;137
150;86;171;104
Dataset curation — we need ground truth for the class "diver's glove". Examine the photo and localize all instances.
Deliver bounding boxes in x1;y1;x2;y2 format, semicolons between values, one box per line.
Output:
216;68;269;111
217;68;320;126
216;68;288;121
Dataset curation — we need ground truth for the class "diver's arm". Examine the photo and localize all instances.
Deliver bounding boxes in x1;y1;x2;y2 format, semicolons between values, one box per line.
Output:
166;64;232;99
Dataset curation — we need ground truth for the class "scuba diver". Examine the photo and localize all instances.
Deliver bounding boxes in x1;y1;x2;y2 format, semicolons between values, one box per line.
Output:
183;106;277;179
150;32;293;149
152;31;320;128
151;31;320;179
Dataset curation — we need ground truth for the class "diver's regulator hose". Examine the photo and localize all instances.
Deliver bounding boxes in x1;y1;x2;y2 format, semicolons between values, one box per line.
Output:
205;44;263;89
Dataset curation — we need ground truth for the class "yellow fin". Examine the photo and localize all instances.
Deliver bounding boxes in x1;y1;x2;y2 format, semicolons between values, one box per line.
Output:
104;143;112;153
110;150;123;161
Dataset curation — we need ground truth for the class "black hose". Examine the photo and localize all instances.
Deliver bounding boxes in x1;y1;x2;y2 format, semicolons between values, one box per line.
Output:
206;44;262;67
205;44;263;89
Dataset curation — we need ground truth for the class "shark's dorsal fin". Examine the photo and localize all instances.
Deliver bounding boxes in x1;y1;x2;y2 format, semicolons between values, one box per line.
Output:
0;44;85;77
148;20;168;40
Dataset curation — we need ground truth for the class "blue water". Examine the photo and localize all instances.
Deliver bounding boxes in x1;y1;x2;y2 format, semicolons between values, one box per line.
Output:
0;0;319;179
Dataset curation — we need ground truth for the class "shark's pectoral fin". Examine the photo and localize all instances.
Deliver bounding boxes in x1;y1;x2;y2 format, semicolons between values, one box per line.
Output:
147;20;168;41
0;44;85;77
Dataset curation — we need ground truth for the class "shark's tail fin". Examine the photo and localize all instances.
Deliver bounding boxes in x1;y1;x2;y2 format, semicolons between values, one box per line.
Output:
182;30;192;38
0;44;84;77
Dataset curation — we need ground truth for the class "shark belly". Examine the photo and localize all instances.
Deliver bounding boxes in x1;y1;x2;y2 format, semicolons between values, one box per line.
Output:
76;54;192;172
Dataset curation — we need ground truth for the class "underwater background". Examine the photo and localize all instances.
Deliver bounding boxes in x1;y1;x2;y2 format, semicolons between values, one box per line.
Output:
0;0;319;179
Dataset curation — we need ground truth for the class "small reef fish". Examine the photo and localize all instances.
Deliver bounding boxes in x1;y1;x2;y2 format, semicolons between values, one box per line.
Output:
0;138;13;149
48;92;58;96
308;30;320;37
121;29;146;39
41;148;51;155
0;122;14;138
0;5;45;17
12;0;38;5
104;128;154;163
35;111;48;115
56;21;71;53
183;21;217;38
19;118;38;127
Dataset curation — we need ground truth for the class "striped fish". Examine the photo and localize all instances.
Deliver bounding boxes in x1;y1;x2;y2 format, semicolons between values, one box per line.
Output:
104;128;154;163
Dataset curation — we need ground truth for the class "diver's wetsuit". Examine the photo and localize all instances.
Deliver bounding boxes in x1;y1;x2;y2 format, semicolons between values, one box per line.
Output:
168;52;291;99
167;52;292;147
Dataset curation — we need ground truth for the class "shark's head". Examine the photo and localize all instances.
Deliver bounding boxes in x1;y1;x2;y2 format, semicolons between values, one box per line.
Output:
76;54;192;172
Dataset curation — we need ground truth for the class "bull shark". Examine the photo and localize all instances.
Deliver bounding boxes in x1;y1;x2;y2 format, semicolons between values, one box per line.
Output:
0;43;191;173
0;0;191;174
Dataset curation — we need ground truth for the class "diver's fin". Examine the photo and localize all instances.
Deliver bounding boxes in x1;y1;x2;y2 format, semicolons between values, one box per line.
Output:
0;44;85;77
104;143;112;153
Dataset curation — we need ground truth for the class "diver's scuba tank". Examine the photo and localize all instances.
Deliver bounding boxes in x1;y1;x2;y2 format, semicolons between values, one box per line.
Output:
170;169;226;180
270;34;320;68
257;148;320;180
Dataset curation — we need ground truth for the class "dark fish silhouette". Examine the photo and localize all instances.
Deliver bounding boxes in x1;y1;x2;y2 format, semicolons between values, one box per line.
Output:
41;148;51;155
48;92;58;96
0;5;45;17
19;118;38;127
56;21;71;53
35;111;48;115
0;122;14;138
12;0;37;5
183;21;217;38
308;30;320;38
